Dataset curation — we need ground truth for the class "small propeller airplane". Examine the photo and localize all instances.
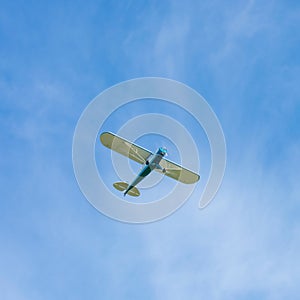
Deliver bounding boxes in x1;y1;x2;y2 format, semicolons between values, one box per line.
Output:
100;132;200;197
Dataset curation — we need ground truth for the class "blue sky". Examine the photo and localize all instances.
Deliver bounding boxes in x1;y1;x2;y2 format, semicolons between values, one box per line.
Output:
1;0;300;299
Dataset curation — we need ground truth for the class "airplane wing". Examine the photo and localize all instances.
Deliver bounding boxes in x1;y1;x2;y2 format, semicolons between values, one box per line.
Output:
157;158;200;184
100;132;152;164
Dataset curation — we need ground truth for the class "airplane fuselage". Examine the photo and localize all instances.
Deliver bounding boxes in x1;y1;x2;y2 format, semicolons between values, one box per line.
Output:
124;147;167;196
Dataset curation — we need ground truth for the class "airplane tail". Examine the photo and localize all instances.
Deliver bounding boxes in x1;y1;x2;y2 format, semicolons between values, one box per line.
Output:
113;182;140;197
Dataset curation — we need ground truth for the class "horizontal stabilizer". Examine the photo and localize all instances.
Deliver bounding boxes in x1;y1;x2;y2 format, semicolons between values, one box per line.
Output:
126;187;140;197
113;182;128;191
113;182;140;197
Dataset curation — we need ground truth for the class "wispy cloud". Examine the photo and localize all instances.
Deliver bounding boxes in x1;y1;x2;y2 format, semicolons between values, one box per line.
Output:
1;0;299;299
139;155;300;299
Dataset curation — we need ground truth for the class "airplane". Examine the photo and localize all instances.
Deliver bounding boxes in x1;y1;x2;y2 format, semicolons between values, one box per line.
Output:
100;132;200;197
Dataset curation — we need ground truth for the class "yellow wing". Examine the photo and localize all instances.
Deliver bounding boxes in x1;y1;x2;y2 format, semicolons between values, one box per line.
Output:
157;158;200;184
100;131;200;184
100;132;152;164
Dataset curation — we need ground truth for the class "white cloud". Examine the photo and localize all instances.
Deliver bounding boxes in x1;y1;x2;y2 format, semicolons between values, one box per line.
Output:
138;152;300;299
1;1;299;299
